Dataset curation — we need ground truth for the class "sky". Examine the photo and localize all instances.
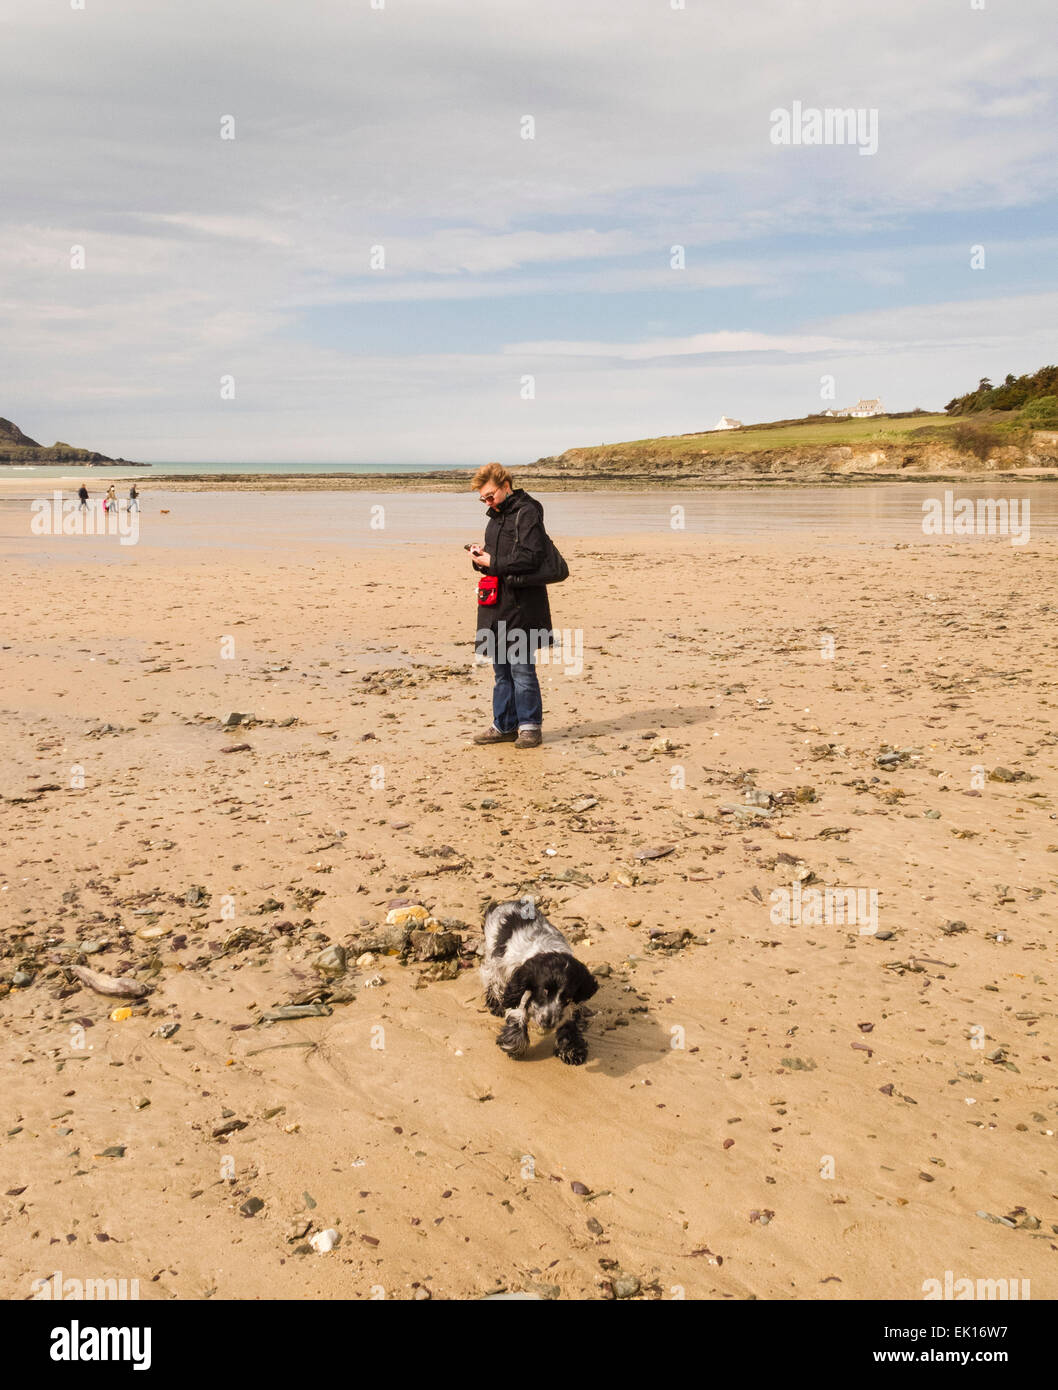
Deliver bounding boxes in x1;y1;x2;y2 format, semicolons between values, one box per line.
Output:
1;0;1056;464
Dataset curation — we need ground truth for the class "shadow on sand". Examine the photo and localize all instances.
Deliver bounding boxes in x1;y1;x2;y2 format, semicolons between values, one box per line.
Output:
487;987;673;1080
546;703;715;742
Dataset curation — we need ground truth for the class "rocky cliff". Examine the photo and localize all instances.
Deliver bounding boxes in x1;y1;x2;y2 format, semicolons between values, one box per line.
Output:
0;417;147;466
528;433;1058;484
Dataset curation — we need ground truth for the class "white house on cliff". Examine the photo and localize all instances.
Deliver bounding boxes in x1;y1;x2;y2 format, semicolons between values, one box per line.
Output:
824;398;884;419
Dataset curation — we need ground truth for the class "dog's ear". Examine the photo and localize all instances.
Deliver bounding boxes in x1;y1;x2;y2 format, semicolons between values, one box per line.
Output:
501;963;532;1011
569;960;599;1003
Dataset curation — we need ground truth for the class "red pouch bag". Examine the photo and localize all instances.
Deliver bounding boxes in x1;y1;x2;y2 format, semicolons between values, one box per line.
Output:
477;574;499;606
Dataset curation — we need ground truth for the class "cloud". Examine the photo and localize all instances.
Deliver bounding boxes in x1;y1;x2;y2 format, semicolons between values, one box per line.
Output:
1;0;1056;461
502;331;865;360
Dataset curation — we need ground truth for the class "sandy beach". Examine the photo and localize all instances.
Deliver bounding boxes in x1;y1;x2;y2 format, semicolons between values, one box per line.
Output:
2;492;1056;1302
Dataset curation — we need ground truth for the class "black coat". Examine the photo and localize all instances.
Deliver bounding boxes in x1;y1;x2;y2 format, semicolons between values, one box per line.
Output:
473;489;554;657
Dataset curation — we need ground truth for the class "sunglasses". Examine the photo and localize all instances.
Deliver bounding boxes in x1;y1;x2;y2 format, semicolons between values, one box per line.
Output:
479;491;498;502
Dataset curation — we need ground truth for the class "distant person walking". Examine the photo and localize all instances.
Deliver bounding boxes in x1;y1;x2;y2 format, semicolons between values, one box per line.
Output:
468;462;558;749
128;483;139;512
104;484;117;515
77;484;89;511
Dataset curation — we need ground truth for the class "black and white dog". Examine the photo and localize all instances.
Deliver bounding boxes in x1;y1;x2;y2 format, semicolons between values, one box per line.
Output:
481;899;599;1064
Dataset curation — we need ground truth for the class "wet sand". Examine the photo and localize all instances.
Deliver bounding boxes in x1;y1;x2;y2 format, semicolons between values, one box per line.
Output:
3;480;1057;556
1;498;1056;1301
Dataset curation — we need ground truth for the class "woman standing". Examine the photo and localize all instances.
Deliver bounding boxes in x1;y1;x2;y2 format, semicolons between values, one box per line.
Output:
468;462;554;749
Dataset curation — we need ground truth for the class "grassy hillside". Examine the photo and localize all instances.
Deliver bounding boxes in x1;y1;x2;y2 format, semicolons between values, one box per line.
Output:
561;412;965;459
527;409;1058;482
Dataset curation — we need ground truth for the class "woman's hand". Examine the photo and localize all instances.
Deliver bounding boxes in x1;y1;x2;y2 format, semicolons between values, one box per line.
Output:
471;548;491;567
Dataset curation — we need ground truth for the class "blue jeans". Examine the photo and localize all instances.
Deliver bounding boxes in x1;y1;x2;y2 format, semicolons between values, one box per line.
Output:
493;660;542;732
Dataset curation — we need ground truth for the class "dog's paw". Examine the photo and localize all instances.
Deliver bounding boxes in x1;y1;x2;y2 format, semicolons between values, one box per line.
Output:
485;988;505;1018
555;1033;588;1066
497;1018;529;1058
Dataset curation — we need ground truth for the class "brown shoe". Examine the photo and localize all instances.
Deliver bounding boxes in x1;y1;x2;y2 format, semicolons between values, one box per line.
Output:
473;725;518;744
514;728;542;748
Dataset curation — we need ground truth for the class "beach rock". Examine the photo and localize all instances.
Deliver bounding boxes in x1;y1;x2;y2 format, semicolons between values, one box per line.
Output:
988;767;1017;783
417;958;460;981
212;1118;247;1138
12;970;34;988
525;1280;561;1299
214;927;269;957
743;788;773;808
259;1003;332;1021
554;867;592;886
155;1022;180;1039
222;712;253;728
239;1197;265;1217
313;945;347;977
309;1228;340;1253
409;930;461;961
385;904;429;928
292;887;325;912
288;984;331;1005
348;923;410;954
613;1275;641;1299
647;929;693;951
185;885;210;907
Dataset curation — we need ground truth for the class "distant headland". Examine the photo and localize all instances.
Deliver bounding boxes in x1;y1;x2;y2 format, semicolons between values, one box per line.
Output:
0;417;148;467
527;369;1058;485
